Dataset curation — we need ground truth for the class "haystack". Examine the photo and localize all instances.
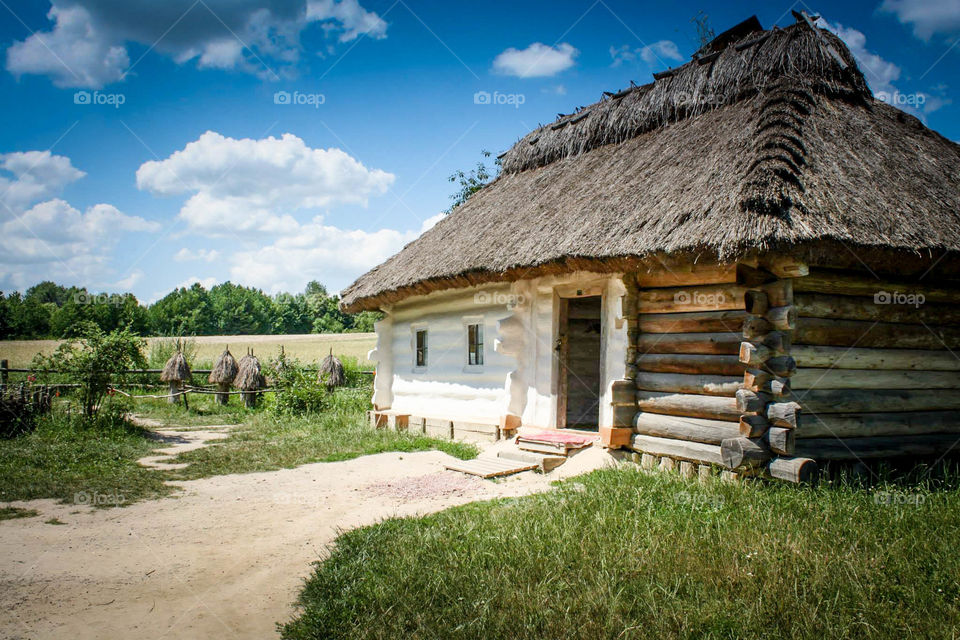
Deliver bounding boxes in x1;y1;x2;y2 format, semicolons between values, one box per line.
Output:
234;349;264;408
208;348;239;405
318;348;345;390
160;350;191;406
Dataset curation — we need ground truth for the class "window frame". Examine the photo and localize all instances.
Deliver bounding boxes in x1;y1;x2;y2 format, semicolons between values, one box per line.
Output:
462;316;485;372
411;324;428;372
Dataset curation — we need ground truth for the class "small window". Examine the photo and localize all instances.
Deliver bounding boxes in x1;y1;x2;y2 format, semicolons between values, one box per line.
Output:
415;329;428;367
467;323;484;365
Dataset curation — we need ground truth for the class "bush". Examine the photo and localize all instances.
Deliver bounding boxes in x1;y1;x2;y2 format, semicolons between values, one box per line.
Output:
265;350;328;416
33;323;146;417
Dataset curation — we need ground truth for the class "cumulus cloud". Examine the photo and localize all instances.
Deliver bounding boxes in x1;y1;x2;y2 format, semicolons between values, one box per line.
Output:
610;40;683;68
0;150;86;212
493;42;578;78
880;0;960;41
174;247;220;262
136;131;394;236
6;0;389;88
228;214;443;294
0;150;158;290
176;276;218;290
817;19;948;118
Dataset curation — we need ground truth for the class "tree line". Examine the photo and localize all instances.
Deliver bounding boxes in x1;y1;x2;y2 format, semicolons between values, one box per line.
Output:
0;280;380;340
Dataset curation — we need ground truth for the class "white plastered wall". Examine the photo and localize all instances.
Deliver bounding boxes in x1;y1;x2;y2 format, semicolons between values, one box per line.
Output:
366;272;629;427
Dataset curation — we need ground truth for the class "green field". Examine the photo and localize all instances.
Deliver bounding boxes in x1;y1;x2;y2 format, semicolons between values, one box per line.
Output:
0;333;376;368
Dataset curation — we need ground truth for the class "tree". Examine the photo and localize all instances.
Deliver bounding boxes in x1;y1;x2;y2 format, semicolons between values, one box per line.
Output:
148;283;213;336
347;310;382;333
447;150;500;213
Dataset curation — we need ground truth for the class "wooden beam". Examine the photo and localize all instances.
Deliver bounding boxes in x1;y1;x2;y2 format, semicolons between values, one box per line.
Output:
636;263;737;288
637;332;741;355
630;433;725;465
638;310;747;334
796;411;960;439
794;434;960;460
792;345;960;371
633;412;740;445
767;457;819;483
794;318;960;349
636;353;745;376
635;372;742;397
788;389;960;414
635;391;740;421
795;293;960;325
638;284;747;314
721;436;772;469
791;368;960;390
794;269;960;303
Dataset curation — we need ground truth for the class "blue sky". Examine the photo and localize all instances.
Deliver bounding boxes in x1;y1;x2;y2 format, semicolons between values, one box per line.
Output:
0;0;957;302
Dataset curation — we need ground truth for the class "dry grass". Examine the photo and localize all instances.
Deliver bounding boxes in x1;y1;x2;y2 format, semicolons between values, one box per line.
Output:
0;333;375;368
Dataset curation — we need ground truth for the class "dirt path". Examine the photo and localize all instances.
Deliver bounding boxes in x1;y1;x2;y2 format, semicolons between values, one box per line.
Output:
0;430;615;639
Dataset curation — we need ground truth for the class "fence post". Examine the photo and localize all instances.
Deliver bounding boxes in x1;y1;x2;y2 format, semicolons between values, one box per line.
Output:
1;359;7;391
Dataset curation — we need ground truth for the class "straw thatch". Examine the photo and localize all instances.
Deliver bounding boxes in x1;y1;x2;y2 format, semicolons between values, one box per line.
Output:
208;349;239;385
318;350;345;390
340;15;960;312
160;352;190;383
234;352;264;391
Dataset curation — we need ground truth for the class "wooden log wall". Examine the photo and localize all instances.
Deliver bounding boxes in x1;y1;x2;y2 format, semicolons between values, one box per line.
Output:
629;258;818;482
786;267;960;461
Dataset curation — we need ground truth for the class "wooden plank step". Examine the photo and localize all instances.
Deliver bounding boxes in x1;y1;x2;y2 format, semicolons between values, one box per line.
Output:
444;458;538;478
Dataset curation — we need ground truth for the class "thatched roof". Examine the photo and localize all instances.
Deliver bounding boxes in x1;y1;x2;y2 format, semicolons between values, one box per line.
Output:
208;349;239;385
341;14;960;312
319;350;345;390
234;352;264;391
160;352;190;383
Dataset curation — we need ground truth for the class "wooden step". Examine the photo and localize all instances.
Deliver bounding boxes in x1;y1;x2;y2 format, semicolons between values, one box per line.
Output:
444;457;538;478
497;449;567;473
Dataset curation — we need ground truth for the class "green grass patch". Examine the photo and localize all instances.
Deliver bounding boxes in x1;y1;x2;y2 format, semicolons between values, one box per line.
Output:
0;506;39;520
131;390;249;426
282;467;960;640
0;409;173;505
169;387;477;480
44;517;66;525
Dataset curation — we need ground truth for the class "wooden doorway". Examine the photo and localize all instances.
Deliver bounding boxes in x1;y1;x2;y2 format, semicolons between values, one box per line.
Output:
557;296;602;431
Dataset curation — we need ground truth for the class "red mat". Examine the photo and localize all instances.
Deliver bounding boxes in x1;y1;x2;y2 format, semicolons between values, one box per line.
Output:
518;431;594;445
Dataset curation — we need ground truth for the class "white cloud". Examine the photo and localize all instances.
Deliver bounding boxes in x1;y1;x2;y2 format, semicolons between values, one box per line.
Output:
880;0;960;41
307;0;388;42
6;4;129;89
610;40;683;67
136;131;394;236
493;42;578;78
176;276;218;290
818;19;951;120
6;0;388;88
112;269;144;290
0;150;158;290
0;150;86;212
228;214;439;294
174;247;220;262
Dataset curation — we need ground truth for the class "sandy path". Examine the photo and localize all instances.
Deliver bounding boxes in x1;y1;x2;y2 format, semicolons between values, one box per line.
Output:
0;437;615;639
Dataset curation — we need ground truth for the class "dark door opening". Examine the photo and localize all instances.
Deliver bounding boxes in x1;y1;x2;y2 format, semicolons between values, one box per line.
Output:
558;296;602;431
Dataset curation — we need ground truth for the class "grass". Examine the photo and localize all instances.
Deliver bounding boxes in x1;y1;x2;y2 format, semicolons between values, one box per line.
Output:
0;333;375;368
131;391;249;427
282;466;960;640
167;387;477;480
0;506;39;520
44;517;66;525
0;408;174;505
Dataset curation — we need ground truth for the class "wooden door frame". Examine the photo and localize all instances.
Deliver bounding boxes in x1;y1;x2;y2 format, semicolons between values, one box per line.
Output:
554;282;606;429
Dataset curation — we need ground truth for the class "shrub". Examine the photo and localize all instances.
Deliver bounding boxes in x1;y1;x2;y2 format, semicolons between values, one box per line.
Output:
33;323;146;417
265;350;327;416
